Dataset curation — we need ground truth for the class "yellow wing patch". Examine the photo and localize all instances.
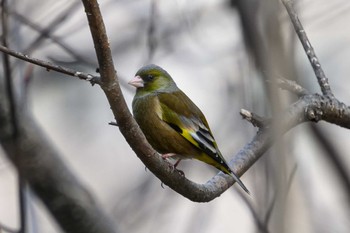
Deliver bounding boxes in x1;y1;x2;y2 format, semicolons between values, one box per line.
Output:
157;93;219;158
179;127;200;149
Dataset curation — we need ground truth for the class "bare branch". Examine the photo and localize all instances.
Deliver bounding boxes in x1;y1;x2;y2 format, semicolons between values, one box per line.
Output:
1;0;17;138
108;122;119;127
0;45;101;85
282;0;333;97
1;2;27;231
11;8;94;65
146;0;158;62
236;190;270;233
309;125;350;199
276;78;310;96
264;165;297;226
240;109;269;128
20;1;82;56
17;179;26;233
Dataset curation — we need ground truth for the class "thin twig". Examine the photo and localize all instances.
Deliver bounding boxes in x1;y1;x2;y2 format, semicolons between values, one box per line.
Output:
146;0;158;63
18;179;26;233
282;0;333;97
240;109;269;128
264;165;297;225
1;0;18;138
309;124;350;201
22;1;82;56
1;1;26;232
276;78;309;96
0;45;101;85
236;190;270;233
11;9;94;66
108;122;118;127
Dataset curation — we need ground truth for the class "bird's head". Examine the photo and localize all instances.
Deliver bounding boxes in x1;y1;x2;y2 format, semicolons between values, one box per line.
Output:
128;64;177;94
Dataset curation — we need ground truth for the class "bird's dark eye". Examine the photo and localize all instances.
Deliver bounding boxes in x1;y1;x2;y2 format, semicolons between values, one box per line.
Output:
145;74;154;81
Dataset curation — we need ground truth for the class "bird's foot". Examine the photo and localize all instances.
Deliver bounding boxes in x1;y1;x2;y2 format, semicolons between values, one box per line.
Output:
173;159;184;176
161;154;185;176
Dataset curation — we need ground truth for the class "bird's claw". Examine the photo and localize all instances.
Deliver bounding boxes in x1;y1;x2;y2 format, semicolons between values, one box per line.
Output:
161;154;185;176
165;161;185;176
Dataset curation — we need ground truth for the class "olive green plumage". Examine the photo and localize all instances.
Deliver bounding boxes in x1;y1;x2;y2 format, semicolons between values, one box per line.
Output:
129;64;249;193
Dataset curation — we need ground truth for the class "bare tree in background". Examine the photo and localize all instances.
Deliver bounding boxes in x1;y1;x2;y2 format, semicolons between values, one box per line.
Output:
0;0;349;233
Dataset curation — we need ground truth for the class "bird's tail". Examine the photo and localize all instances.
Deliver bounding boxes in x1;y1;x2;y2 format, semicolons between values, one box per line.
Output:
218;161;250;194
229;170;250;194
198;152;250;194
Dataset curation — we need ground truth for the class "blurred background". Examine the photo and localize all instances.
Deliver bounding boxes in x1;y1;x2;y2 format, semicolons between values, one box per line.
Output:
0;0;350;232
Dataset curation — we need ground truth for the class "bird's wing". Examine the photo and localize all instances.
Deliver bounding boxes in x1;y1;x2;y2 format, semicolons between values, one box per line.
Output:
158;91;220;158
158;91;250;194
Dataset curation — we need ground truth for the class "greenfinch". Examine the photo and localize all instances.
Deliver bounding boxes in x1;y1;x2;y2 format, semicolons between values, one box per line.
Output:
129;64;249;193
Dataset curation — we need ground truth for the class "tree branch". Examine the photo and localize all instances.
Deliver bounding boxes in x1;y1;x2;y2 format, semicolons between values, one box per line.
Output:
0;45;101;85
282;0;333;97
275;78;310;96
9;5;93;66
1;2;26;232
240;109;269;128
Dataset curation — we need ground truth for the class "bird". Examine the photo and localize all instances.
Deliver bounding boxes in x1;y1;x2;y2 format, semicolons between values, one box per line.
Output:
128;64;249;193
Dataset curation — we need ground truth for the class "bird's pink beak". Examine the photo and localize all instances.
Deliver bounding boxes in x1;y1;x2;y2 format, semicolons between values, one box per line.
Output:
128;75;144;88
